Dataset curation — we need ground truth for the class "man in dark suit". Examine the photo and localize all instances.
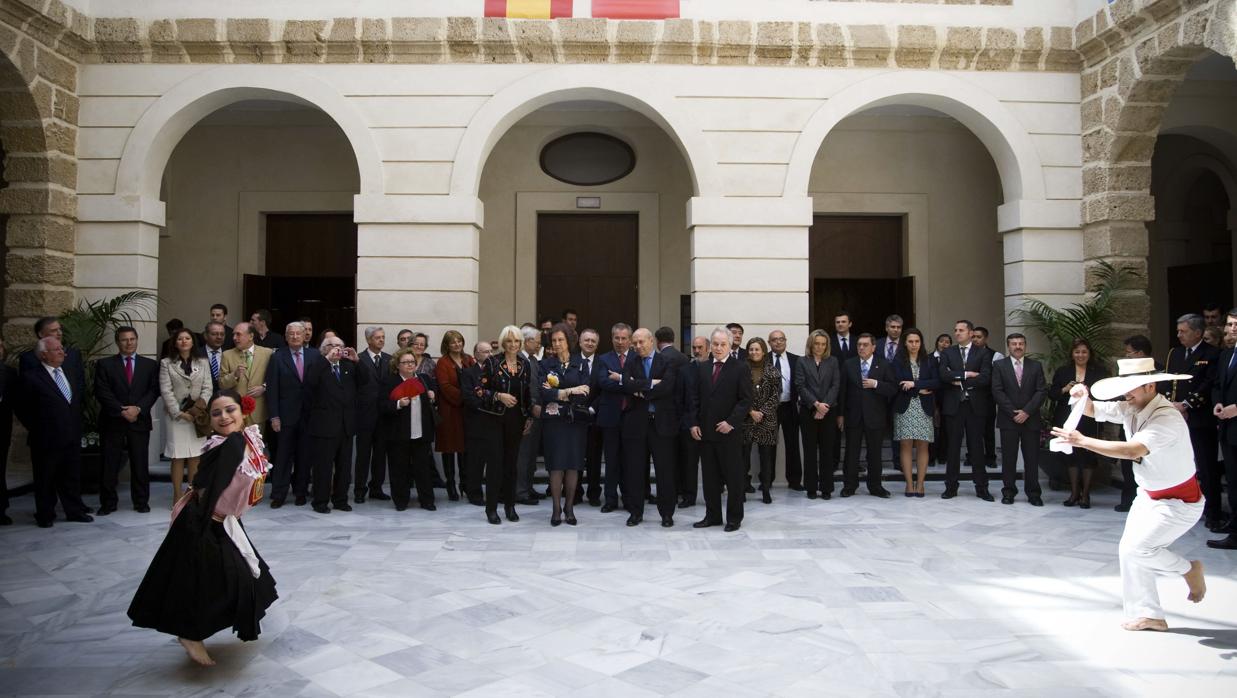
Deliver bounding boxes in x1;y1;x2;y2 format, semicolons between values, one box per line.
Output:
838;334;896;498
991;333;1047;506
209;303;235;350
94;326;160;514
267;321;320;507
595;323;634;512
18;316;85;379
726;323;747;361
687;327;753;532
874;315;905;473
250;309;286;350
15;337;93;527
937;319;994;500
1163;312;1222;529
767;330;803;491
354;326;391;503
831;311;858;468
575;328;604;506
202;321;227;392
676;336;708;508
305;335;367;514
1208;310;1237;549
655;327;690;507
618;328;679;527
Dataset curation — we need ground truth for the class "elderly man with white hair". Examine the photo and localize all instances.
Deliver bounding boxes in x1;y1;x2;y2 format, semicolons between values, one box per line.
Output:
685;327;753;533
304;335;365;514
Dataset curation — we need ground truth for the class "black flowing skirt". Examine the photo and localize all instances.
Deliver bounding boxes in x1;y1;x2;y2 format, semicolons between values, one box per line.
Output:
127;500;277;642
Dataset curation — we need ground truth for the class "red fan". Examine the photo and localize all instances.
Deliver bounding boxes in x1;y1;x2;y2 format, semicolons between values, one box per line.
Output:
389;377;427;401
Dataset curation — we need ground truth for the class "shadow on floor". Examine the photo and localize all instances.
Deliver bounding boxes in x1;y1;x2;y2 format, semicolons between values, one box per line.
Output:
1170;627;1237;657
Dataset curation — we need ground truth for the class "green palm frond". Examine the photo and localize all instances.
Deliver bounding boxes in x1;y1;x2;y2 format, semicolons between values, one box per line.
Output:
60;290;158;359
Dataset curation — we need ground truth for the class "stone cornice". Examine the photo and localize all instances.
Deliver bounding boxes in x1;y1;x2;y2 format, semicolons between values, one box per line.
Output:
0;0;90;60
1075;0;1214;68
80;16;1082;72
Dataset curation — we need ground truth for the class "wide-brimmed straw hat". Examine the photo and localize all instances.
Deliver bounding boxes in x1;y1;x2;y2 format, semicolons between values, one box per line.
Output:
1090;357;1192;400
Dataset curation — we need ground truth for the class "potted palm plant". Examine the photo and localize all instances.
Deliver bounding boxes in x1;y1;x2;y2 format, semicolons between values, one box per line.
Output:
1010;261;1139;489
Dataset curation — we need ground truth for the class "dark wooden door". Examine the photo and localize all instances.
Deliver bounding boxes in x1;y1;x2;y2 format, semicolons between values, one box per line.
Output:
810;215;913;334
243;213;358;347
537;213;638;354
1167;261;1232;343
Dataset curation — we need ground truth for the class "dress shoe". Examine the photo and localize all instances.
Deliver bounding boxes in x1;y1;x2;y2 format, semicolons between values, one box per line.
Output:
761;490;772;504
976;490;995;502
83;506;94;514
1114;502;1131;513
313;504;330;514
294;495;307;506
504;506;520;522
1028;496;1044;507
807;491;818;500
788;484;806;492
354;493;366;504
270;499;284;509
840;488;855;498
369;491;391;501
869;488;891;499
95;505;115;516
588;497;601;507
1063;495;1079;507
446;484;460;502
821;492;832;500
336;503;353;512
1205;517;1230;533
1206;534;1237;549
469;497;486;506
486;510;501;525
723;522;741;533
626;515;642;527
600;502;618;513
941;490;957;500
518;497;540;506
395;504;407;512
36;520;52;528
65;513;94;523
693;519;720;529
745;484;756;494
1001;495;1015;505
565;509;578;526
661;517;674;528
135;504;151;513
534;489;548;499
0;514;12;526
678;498;696;509
422;503;437;511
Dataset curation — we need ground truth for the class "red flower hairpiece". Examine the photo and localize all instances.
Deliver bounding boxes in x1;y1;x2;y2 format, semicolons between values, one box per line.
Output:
240;395;257;416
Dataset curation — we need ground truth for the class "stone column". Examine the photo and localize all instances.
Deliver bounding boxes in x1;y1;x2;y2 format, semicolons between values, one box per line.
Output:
687;197;813;349
999;199;1086;339
74;194;164;355
353;194;482;348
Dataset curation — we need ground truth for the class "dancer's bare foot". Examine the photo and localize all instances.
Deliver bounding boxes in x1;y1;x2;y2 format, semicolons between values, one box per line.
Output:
1184;560;1206;603
178;638;215;666
1121;617;1169;631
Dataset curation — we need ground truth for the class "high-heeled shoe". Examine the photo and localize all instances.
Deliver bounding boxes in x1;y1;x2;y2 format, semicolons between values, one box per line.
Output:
551;509;562;527
1079;496;1091;509
486;510;501;525
447;483;460;502
904;489;915;498
504;505;520;522
1063;495;1079;507
564;508;577;526
761;489;772;504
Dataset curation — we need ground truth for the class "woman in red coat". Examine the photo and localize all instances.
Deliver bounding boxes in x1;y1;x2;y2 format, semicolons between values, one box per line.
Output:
435;330;475;502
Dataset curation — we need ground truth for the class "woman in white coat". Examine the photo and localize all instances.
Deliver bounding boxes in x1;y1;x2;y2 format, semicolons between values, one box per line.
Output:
160;328;213;502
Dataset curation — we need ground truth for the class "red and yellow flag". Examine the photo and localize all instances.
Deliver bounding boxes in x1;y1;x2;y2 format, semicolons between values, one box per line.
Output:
591;0;680;19
484;0;573;18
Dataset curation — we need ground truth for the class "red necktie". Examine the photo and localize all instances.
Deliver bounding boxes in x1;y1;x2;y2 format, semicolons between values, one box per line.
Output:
711;360;722;385
618;353;627;410
124;356;134;384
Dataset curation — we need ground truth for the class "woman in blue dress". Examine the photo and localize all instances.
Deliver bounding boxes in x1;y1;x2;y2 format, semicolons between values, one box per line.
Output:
539;323;592;526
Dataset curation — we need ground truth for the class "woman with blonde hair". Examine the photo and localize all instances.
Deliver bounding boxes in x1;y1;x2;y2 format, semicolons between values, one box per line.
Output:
795;330;840;499
465;325;534;524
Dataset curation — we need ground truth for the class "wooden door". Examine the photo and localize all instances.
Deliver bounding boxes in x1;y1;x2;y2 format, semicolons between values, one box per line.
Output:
537;213;638;354
810;215;910;335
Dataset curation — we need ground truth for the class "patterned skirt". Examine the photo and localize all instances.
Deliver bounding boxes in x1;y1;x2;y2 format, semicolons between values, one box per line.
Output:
894;398;935;442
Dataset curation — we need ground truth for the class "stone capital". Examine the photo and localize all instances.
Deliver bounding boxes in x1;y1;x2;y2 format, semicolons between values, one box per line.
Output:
75;194;167;227
997;199;1082;233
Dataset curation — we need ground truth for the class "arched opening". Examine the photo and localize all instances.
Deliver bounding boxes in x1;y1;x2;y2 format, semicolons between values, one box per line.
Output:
1148;50;1237;349
156;98;362;346
806;103;1005;339
476;99;694;351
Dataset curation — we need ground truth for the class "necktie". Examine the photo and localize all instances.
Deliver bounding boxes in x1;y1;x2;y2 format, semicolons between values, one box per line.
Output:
294;351;303;380
333;363;341;382
886;342;895;361
584;356;591;376
246;350;253;371
841;337;847;354
643;356;655;412
711;360;722;385
124;355;133;384
861;360;869;380
774;353;782;373
1186;346;1193;362
210;350;220;381
1229;350;1236;371
53;367;72;402
962;346;969;365
1015;360;1023;387
618;353;627;409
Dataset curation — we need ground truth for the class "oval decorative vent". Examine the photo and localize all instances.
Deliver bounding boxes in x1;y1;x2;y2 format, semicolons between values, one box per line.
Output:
539;132;636;186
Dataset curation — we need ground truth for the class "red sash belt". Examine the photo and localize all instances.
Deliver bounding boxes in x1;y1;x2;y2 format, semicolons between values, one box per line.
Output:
1146;477;1202;503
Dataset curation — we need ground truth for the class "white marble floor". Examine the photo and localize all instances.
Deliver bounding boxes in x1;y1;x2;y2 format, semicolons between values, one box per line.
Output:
1;482;1235;697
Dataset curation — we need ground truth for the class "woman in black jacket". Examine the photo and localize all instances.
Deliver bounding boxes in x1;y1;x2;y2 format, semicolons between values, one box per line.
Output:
1049;338;1110;508
465;325;534;524
892;329;940;497
794;329;840;500
381;347;439;512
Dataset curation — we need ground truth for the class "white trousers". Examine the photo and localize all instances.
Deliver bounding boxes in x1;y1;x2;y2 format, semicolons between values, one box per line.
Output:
1119;493;1202;620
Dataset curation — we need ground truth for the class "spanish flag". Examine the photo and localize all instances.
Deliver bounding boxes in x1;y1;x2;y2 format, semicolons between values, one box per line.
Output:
591;0;680;19
484;0;574;18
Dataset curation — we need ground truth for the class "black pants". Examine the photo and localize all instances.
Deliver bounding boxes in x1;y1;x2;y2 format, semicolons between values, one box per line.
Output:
623;423;677;520
270;420;310;502
945;401;989;492
745;442;776;492
387;437;435;508
354;423;388;496
679;430;699;502
580;424;603;502
1118;459;1137;508
999;427;1041;498
931;405;948;463
601;424;624;506
984;407;997;465
100;427;150;509
844;425;884;493
484;409;525;511
1220;442;1237;524
801;415;837;494
1189;422;1222;520
311;432;353;508
776;401;802;487
32;443;88;525
700;437;744;524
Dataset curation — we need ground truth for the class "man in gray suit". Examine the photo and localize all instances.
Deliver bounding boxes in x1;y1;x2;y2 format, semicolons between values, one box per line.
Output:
991;333;1048;506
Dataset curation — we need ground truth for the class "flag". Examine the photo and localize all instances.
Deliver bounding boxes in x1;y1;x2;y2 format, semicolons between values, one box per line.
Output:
484;0;574;18
591;0;680;19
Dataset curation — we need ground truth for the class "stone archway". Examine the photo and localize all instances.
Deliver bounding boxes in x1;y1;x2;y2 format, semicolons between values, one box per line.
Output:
1078;0;1237;338
0;30;77;347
